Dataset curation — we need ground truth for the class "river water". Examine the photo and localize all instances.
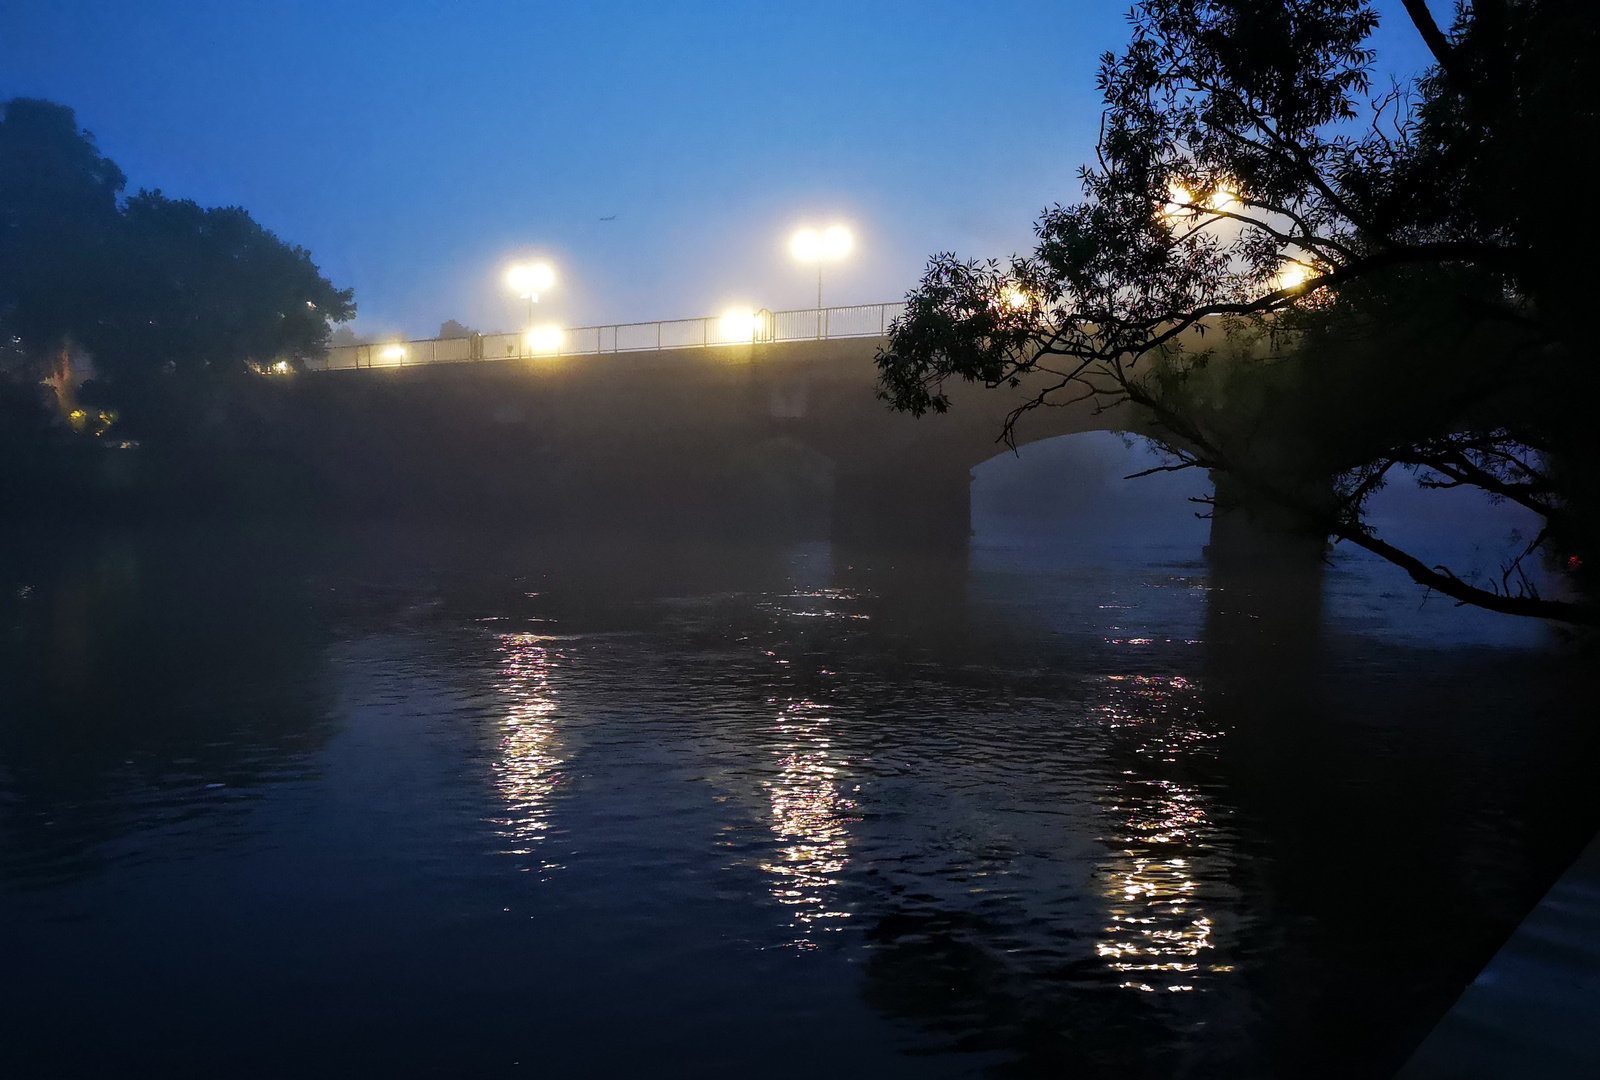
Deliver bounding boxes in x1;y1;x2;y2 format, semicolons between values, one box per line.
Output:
1;436;1593;1078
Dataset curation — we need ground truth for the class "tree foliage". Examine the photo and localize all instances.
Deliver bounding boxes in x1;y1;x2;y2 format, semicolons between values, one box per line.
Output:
0;98;354;440
877;0;1598;623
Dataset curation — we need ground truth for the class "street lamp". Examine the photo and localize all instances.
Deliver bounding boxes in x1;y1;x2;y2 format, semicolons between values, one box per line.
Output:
790;225;852;311
719;308;757;343
505;262;555;330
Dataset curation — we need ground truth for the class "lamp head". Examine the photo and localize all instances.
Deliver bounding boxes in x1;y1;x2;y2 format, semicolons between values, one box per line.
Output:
506;262;555;297
790;228;821;263
791;226;852;263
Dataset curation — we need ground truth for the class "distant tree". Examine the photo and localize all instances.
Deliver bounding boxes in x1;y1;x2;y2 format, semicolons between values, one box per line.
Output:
0;99;125;384
90;190;355;429
438;319;474;339
876;0;1597;623
0;98;355;440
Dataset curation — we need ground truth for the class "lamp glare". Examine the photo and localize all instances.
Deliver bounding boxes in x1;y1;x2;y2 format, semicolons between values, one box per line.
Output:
791;229;821;262
720;309;757;341
525;325;563;354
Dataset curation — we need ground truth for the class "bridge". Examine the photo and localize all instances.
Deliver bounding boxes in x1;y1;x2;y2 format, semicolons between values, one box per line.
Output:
295;303;1150;545
311;302;913;370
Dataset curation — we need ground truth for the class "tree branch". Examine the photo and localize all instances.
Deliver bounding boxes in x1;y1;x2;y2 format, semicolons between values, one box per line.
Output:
1334;524;1589;623
1400;0;1476;97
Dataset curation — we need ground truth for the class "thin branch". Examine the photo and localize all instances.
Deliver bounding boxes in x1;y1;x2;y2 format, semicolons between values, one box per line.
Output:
1124;461;1199;480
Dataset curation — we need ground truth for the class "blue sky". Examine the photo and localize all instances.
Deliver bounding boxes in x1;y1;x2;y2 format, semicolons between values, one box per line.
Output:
1;1;1434;338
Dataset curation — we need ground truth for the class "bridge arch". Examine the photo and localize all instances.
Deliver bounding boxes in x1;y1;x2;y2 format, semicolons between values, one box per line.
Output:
969;431;1211;549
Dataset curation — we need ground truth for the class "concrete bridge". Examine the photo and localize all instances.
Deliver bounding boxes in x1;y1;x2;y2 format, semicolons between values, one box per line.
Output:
297;304;1150;544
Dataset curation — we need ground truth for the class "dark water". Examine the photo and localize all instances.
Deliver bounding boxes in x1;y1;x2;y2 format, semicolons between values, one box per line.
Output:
2;440;1593;1078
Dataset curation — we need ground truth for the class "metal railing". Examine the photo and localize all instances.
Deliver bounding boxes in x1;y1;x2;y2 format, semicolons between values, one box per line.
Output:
311;301;907;371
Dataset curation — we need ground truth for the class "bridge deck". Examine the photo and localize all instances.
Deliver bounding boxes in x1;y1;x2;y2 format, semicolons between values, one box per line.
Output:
313;301;908;372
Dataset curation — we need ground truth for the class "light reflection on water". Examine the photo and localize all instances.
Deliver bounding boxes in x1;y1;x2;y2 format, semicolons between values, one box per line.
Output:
489;632;564;865
760;699;857;946
756;551;863;947
1092;674;1227;994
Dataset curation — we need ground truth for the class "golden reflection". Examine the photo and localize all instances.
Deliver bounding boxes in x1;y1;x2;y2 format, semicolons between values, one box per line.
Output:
763;588;870;621
490;633;563;862
760;700;857;947
1096;816;1216;993
1093;675;1224;993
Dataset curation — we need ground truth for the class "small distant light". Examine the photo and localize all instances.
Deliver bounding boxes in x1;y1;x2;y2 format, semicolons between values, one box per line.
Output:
382;345;406;361
306;301;317;309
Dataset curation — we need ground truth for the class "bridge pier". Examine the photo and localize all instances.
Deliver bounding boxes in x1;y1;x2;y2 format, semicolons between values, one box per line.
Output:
1203;470;1331;736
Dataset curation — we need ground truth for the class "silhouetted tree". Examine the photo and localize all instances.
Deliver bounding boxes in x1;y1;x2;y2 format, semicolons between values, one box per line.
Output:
877;0;1597;622
0;100;125;374
0;98;354;442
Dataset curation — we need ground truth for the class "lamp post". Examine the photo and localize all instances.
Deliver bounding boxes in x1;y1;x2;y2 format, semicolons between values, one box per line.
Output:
790;226;852;335
505;262;555;333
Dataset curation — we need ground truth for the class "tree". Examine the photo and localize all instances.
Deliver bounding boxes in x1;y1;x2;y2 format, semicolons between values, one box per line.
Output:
876;0;1598;623
0;98;355;441
0;99;125;387
86;190;356;438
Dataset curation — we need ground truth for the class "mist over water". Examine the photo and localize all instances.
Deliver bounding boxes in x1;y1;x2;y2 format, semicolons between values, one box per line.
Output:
0;434;1587;1078
979;433;1556;648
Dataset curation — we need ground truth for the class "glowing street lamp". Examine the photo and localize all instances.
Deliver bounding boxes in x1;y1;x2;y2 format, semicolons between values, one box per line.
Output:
505;262;556;330
790;225;852;310
1000;285;1032;311
719;308;757;342
1277;263;1310;290
524;325;564;355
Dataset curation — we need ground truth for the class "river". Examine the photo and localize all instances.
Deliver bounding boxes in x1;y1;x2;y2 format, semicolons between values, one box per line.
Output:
1;434;1591;1078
